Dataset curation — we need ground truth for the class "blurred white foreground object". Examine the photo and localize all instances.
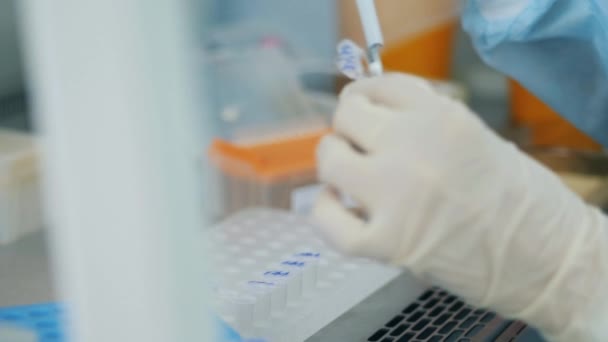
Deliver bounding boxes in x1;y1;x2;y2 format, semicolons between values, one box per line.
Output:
19;0;214;342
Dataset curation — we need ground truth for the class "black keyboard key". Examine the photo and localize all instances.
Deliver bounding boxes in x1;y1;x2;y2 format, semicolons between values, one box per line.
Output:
439;321;457;334
424;298;439;309
438;290;447;297
444;296;456;304
380;338;394;342
390;324;410;337
473;309;485;315
428;306;445;317
386;315;405;328
412;319;430;331
428;337;442;342
449;301;464;312
466;324;485;337
403;303;419;314
459;317;476;330
481;312;496;323
458;339;471;342
454;308;472;320
396;333;415;342
445;330;464;342
368;328;390;341
406;311;424;323
434;313;451;326
420;290;434;301
417;327;436;339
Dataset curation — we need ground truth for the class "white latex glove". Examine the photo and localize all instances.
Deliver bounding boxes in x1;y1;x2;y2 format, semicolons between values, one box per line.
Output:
312;73;608;341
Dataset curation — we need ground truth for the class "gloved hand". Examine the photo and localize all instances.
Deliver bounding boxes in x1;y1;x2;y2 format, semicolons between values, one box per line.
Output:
312;73;608;341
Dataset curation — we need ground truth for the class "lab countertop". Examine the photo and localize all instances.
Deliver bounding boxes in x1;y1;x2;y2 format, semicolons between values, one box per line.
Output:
0;232;55;307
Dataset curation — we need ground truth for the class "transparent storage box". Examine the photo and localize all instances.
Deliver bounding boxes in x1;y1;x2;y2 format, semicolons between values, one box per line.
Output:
203;33;332;220
208;130;326;221
0;129;42;245
204;32;327;145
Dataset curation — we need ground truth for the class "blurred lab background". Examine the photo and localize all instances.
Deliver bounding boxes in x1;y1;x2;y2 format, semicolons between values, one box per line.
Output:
0;0;605;277
3;1;608;342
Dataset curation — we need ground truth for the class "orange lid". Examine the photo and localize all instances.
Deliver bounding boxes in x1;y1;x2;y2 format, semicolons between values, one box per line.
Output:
209;130;329;182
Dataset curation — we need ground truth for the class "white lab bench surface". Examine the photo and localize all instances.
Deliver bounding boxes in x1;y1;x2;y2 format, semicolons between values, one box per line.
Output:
0;232;54;307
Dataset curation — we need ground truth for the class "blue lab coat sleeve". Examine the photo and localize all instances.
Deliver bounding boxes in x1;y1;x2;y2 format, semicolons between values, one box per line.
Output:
463;0;608;147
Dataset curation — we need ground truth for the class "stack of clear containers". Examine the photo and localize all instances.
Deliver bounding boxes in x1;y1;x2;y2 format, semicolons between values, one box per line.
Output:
208;130;327;221
204;31;332;221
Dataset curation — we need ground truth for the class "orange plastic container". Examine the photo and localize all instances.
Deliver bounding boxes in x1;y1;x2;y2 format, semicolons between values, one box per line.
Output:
340;0;458;80
208;130;328;219
381;21;457;80
510;81;601;151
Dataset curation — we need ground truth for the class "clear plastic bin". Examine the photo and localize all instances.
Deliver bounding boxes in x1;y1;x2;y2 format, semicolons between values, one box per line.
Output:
0;129;42;245
204;34;328;145
208;130;327;221
203;34;332;221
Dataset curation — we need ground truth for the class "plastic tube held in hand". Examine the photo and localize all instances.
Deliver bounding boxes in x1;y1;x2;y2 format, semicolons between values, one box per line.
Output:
356;0;384;76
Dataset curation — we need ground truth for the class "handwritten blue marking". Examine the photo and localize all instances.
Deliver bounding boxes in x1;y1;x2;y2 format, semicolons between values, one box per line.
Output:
263;270;289;277
281;260;306;267
247;280;275;286
295;252;320;258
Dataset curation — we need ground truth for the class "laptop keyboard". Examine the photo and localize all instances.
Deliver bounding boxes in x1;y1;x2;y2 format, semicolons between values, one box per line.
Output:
367;287;517;342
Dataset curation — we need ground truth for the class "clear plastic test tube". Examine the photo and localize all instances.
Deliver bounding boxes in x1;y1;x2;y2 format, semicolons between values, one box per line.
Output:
356;0;384;76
